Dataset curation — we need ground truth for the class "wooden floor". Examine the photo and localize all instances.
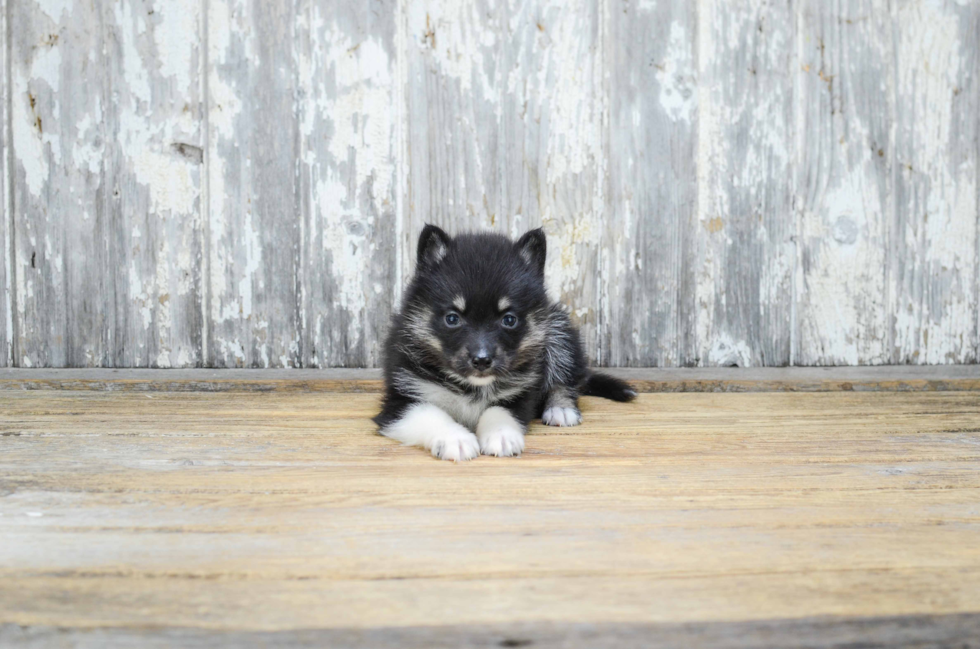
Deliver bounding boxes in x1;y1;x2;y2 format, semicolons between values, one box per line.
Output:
2;387;980;647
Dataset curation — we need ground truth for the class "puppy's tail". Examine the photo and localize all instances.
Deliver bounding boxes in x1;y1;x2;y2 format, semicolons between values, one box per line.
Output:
582;371;637;402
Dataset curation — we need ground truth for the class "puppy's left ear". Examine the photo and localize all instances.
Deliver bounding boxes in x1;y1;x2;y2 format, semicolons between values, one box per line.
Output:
515;228;547;278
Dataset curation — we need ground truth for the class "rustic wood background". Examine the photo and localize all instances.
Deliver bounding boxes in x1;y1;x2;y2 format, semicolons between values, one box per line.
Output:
1;0;978;369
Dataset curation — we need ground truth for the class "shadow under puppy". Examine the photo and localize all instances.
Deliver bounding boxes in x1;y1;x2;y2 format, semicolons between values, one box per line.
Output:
375;225;636;461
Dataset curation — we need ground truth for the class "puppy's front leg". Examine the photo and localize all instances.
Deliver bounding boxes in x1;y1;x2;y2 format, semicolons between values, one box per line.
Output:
477;406;526;457
380;403;480;462
541;385;582;427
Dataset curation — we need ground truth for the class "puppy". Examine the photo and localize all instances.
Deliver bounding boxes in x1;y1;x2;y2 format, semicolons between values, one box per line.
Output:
374;225;636;461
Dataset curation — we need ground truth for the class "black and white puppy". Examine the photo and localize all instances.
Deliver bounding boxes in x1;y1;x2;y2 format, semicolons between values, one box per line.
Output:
374;225;636;461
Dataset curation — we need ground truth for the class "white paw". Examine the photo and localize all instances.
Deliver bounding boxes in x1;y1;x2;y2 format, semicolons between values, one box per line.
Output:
479;426;525;457
430;428;481;462
380;403;480;462
542;406;582;427
476;407;526;457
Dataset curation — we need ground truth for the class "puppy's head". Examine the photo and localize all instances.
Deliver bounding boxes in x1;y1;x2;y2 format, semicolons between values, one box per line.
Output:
403;225;549;386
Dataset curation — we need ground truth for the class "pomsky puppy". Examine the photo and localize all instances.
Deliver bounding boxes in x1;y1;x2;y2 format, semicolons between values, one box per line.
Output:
374;225;636;461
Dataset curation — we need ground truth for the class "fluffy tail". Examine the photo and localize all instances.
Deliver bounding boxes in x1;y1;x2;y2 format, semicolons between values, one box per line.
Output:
582;371;637;402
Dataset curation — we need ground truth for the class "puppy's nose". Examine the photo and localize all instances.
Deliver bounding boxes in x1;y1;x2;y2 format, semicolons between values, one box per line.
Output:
470;352;492;371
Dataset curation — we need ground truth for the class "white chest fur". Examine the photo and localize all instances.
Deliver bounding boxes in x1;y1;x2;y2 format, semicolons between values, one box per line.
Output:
394;370;523;431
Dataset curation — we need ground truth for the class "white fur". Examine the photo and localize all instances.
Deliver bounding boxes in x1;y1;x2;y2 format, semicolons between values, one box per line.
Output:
542;406;582;427
394;370;491;430
380;403;479;462
466;375;496;387
477;407;525;457
453;295;466;311
393;370;536;431
498;297;511;311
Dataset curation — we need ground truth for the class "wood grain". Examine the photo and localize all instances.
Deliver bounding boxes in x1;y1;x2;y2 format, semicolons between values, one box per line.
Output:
695;0;795;367
103;0;205;367
207;0;301;367
5;614;980;649
3;1;979;368
890;0;979;364
795;0;892;366
10;0;109;367
602;0;697;367
2;389;980;637
297;0;398;368
1;0;10;367
402;0;604;359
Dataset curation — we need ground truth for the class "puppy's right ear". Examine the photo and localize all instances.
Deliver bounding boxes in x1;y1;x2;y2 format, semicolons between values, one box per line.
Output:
417;224;451;269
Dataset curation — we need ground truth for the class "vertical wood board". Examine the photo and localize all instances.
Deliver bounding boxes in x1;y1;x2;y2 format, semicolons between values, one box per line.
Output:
695;0;796;368
10;0;108;367
402;0;605;360
795;0;893;365
207;0;301;367
1;0;10;367
103;0;205;367
602;0;698;367
297;0;398;368
890;0;979;364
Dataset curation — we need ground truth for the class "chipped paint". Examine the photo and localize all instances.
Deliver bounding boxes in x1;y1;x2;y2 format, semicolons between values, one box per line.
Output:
655;21;696;123
5;0;979;368
891;0;978;364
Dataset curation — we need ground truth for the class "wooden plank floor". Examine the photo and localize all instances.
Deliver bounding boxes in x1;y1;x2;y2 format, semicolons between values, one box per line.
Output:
2;389;980;647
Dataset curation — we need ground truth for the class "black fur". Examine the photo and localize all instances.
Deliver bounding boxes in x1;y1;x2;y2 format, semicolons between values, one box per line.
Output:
374;225;635;434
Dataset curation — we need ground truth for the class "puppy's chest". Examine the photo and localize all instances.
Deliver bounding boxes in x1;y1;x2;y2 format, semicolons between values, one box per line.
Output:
407;378;526;430
428;388;492;431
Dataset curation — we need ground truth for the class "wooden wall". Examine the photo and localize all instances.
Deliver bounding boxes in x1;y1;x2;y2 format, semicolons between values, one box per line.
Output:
1;0;978;368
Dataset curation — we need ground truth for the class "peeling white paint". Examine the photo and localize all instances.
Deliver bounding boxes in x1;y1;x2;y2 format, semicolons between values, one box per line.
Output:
408;0;496;96
153;1;197;94
655;21;695;123
707;333;753;367
892;0;977;363
130;149;197;215
7;0;979;368
114;2;151;104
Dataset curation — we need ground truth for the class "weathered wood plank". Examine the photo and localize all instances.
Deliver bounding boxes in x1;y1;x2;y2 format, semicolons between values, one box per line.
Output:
891;0;979;365
695;0;795;367
1;391;980;632
602;0;697;367
4;614;980;649
497;0;604;360
103;0;205;367
1;365;978;393
207;0;301;367
1;0;10;367
401;0;499;246
296;0;398;368
10;0;109;367
795;0;892;365
402;0;604;360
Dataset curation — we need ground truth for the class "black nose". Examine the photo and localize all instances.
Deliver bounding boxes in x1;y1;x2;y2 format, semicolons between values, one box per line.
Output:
470;353;492;371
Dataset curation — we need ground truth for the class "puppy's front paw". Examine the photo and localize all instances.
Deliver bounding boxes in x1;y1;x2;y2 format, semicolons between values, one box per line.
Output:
479;427;525;457
430;428;481;462
477;407;526;457
542;406;582;427
380;403;480;462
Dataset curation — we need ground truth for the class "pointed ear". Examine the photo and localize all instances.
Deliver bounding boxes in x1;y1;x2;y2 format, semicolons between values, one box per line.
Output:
417;224;451;269
515;228;547;277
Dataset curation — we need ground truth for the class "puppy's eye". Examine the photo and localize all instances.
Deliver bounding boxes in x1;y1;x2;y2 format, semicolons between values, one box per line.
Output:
501;313;518;329
445;312;461;327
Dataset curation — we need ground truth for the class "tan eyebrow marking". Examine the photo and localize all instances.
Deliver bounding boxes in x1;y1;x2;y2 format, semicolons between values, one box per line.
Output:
498;297;511;312
453;296;466;312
